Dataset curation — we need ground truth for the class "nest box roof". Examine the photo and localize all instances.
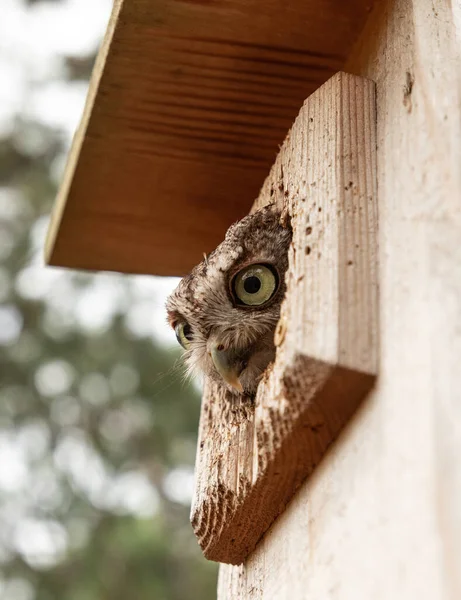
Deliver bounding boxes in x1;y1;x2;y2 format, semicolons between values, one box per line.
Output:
45;0;372;276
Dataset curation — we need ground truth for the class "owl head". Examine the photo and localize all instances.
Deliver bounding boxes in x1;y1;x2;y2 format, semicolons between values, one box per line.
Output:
166;206;292;396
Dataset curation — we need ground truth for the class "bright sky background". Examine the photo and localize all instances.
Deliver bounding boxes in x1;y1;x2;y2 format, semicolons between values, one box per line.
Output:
0;0;112;136
0;1;193;583
0;0;180;344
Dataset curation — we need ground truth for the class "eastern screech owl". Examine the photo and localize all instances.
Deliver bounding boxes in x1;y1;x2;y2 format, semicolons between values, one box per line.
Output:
166;206;292;397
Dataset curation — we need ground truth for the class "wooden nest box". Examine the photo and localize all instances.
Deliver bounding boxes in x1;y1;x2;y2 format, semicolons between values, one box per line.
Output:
46;0;461;598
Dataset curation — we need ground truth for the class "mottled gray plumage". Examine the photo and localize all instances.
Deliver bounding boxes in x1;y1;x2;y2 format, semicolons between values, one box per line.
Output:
166;206;292;397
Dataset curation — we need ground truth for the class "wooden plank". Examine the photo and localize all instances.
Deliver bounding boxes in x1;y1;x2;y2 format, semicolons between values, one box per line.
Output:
191;72;378;565
45;0;374;276
219;0;461;597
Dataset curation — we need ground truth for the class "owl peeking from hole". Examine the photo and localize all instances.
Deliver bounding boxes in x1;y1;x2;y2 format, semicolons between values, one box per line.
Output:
166;206;292;397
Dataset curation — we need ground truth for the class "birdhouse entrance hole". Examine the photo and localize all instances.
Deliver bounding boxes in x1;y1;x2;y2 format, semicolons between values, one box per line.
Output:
191;72;379;565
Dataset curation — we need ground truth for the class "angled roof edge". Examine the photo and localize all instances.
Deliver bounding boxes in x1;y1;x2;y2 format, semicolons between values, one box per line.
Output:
45;0;374;276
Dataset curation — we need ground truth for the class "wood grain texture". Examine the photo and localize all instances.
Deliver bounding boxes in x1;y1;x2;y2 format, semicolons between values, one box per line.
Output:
191;72;378;565
219;0;461;597
45;0;374;276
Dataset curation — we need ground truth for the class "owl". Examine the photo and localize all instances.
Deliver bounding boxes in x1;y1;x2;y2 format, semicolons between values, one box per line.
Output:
166;206;292;397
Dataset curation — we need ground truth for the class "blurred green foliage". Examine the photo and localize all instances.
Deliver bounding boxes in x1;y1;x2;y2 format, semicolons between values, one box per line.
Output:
0;1;218;598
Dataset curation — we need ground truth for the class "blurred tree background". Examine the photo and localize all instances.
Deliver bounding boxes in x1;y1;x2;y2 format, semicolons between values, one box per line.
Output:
0;1;218;598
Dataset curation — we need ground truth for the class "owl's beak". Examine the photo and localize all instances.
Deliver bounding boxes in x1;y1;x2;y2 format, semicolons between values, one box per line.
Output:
210;345;245;393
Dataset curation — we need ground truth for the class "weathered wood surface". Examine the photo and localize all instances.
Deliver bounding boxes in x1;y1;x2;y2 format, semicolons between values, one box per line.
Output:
191;72;378;565
45;0;374;276
219;0;461;597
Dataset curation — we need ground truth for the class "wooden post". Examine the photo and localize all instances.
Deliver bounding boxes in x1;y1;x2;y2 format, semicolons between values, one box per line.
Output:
191;72;378;565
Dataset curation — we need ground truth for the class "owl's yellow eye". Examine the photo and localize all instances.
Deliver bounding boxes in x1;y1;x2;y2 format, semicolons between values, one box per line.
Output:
175;322;193;349
232;264;278;307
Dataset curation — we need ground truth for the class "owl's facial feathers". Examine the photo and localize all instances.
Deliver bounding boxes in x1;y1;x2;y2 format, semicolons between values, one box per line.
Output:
166;206;292;396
